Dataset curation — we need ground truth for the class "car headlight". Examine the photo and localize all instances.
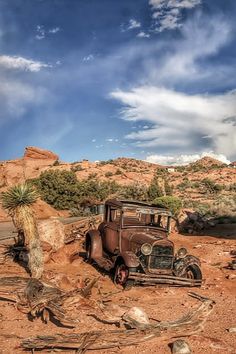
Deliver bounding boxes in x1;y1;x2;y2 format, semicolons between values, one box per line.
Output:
141;243;152;256
177;247;187;258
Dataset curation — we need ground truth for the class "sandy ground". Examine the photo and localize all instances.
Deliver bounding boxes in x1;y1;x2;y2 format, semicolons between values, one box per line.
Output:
0;224;235;354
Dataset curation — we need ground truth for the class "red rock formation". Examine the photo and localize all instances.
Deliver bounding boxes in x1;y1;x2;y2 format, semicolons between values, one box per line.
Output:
24;146;59;161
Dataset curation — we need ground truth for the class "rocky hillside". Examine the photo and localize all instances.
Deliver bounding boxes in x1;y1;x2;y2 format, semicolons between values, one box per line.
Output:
0;147;235;219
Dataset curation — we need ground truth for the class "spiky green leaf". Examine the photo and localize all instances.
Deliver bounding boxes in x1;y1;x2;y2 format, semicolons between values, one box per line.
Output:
1;183;39;211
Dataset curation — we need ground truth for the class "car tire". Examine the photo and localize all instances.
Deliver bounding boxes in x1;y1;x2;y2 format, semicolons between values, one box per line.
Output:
85;238;92;263
184;264;202;280
114;262;134;290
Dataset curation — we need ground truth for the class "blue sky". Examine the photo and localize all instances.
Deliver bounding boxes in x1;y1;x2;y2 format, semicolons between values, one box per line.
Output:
0;0;235;164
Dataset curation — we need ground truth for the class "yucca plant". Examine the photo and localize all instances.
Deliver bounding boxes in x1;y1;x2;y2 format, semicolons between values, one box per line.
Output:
1;183;43;279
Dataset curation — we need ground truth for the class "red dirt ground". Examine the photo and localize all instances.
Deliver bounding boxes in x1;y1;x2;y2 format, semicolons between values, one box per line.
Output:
0;225;235;354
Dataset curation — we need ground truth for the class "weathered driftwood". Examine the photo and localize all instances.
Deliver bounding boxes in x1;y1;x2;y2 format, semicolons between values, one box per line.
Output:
0;276;98;326
21;293;215;351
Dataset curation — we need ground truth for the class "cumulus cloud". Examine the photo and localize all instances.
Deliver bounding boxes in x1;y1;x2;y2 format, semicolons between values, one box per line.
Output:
0;55;51;72
110;86;236;159
145;152;231;166
149;0;201;31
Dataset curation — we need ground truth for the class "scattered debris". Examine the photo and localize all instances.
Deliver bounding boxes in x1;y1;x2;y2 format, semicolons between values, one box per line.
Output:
21;292;215;351
0;276;98;326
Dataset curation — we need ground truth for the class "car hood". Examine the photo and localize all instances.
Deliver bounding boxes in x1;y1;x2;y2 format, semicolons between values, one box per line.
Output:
125;227;168;245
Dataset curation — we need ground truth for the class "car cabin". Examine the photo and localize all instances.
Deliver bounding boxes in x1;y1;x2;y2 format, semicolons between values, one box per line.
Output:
104;199;172;233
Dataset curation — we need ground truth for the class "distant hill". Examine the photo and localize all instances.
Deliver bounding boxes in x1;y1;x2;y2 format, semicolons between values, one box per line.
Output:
0;146;235;221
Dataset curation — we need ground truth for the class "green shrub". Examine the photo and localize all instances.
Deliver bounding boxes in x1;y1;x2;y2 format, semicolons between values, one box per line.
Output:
153;196;182;216
105;172;113;177
34;170;79;209
119;182;148;201
147;177;163;200
201;178;223;194
52;159;60;166
115;169;123;175
71;165;84;172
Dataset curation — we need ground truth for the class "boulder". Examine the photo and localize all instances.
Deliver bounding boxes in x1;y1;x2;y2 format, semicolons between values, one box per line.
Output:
38;218;65;251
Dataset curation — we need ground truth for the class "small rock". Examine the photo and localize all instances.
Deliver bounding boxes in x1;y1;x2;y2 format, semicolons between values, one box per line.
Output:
171;339;191;354
193;244;202;249
122;307;150;329
226;274;236;280
228;327;236;333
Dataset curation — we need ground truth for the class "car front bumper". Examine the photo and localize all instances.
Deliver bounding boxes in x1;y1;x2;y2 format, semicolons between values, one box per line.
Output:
128;271;202;287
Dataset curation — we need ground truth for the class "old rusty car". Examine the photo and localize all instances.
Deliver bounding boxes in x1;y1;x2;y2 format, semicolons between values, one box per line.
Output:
85;200;202;289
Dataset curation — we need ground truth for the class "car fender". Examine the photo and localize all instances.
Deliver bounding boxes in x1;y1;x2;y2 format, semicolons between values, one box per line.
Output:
85;230;102;259
173;255;201;277
118;251;140;268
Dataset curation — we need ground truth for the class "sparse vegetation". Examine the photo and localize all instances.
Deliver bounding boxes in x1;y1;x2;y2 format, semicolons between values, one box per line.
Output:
201;178;224;194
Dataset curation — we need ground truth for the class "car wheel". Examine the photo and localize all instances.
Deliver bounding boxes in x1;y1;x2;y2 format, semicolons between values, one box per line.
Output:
85;238;92;263
184;264;202;280
114;263;134;290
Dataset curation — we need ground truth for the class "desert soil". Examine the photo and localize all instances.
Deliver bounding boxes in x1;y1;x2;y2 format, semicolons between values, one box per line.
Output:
0;224;235;354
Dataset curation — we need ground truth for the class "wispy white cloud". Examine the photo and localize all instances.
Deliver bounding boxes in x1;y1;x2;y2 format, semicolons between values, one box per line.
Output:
0;55;51;72
106;138;119;142
149;0;201;32
48;27;60;34
0;79;48;124
145;151;231;166
121;19;141;32
110;86;236;159
128;19;141;30
36;25;61;40
137;31;150;38
83;54;94;62
35;25;45;40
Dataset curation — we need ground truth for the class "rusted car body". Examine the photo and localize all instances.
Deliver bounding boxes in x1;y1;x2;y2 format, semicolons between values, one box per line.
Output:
85;200;202;288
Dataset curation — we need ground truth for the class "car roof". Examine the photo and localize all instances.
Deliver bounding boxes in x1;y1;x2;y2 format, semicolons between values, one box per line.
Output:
105;199;171;213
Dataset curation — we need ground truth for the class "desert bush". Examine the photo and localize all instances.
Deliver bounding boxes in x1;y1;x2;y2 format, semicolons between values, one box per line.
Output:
119;182;148;201
153;196;182;216
115;169;122;175
105;172;113;177
147;177;163;200
164;179;173;195
71;165;84;172
201;178;224;194
52;160;60;166
34;170;79;209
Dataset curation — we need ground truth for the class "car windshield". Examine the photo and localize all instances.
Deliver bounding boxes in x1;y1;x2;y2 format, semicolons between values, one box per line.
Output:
121;205;171;230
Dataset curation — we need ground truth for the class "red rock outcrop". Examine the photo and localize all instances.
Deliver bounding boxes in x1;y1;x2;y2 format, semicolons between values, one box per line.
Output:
24;146;58;161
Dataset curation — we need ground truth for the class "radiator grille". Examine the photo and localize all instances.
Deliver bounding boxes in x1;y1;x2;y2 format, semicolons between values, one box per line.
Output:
150;245;173;269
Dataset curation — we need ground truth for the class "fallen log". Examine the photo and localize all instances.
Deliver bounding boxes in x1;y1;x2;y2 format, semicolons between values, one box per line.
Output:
21;293;215;351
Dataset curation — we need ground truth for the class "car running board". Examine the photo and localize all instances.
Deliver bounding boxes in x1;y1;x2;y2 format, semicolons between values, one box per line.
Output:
129;272;202;287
